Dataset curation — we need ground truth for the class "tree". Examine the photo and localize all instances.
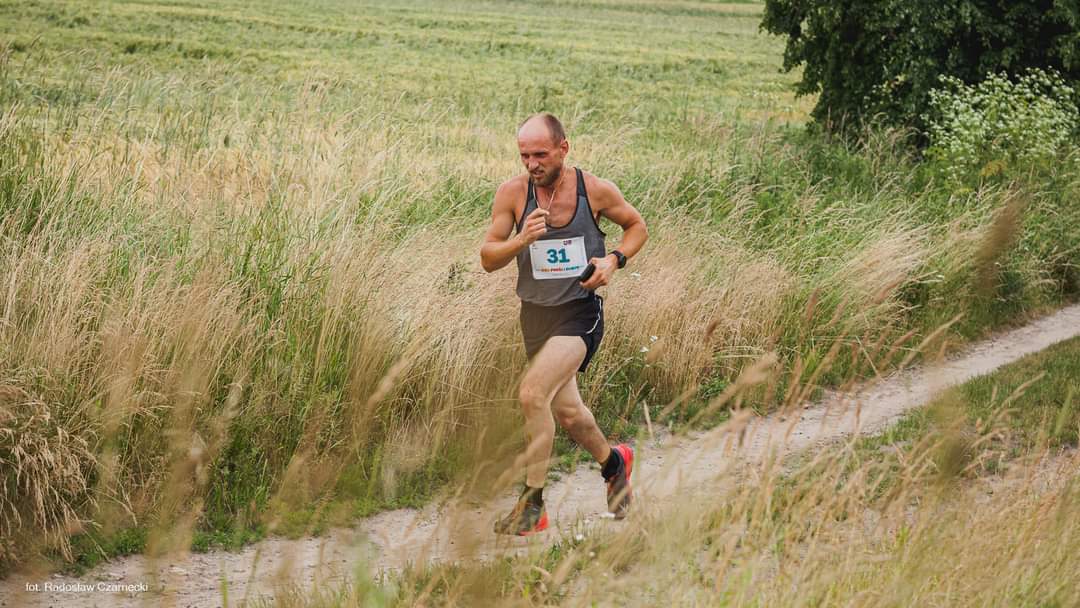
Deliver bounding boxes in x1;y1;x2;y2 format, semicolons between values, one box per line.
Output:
761;0;1080;131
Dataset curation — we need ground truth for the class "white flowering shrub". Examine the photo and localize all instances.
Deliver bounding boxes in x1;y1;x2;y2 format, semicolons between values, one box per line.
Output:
924;69;1079;183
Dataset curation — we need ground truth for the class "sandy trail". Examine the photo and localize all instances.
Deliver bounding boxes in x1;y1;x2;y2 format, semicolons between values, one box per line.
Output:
5;304;1080;607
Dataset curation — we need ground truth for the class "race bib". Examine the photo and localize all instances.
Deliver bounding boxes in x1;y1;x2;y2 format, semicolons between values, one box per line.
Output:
529;236;588;280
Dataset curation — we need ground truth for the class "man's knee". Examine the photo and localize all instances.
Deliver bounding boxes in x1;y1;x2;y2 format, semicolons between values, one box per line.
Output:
556;401;597;434
518;383;550;414
553;406;579;428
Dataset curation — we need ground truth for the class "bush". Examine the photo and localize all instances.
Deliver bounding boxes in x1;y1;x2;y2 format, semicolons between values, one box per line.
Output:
923;68;1079;184
761;0;1080;131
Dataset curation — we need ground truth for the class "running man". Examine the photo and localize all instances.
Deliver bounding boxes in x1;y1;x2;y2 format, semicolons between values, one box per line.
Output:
480;113;648;535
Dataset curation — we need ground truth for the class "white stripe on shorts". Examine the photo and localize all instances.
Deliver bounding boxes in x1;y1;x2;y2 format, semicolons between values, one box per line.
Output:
586;297;602;335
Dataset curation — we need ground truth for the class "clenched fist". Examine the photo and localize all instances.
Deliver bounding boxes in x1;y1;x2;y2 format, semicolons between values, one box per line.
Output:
519;207;549;245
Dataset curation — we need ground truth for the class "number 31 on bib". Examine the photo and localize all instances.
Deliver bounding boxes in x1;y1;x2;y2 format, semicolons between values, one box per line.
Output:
529;236;588;280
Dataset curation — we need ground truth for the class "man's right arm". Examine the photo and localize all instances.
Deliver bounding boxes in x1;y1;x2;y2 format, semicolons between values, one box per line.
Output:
481;181;548;272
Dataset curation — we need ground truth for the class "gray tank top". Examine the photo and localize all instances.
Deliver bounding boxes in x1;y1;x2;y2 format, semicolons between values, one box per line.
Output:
515;167;607;306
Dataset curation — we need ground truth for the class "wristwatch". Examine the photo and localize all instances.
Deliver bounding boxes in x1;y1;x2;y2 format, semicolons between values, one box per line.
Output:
610;250;627;269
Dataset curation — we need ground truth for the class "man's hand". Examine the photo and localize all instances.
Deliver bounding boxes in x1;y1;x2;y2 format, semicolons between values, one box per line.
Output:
519;207;549;245
580;254;617;290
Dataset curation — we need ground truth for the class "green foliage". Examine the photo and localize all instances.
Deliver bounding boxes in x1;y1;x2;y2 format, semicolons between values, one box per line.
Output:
924;69;1080;184
191;525;265;553
959;336;1080;448
761;0;1080;130
62;527;147;574
850;335;1080;494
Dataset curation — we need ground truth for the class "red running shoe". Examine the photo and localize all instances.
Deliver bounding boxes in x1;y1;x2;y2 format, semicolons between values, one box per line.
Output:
493;499;548;536
605;443;634;519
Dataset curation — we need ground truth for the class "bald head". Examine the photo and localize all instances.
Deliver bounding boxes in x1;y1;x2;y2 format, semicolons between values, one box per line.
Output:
518;113;566;147
517;113;569;187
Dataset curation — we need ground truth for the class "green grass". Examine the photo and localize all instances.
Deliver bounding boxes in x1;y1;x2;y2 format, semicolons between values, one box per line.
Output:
370;338;1080;608
0;0;801;135
853;335;1080;478
1;0;1079;573
60;527;147;575
960;338;1080;447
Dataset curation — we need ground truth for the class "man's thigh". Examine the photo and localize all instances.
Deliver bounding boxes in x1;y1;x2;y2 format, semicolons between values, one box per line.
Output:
521;335;587;400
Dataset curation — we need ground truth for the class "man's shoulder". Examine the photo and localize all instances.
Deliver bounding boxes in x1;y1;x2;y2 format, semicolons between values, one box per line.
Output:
496;174;528;197
491;175;528;213
581;170;622;206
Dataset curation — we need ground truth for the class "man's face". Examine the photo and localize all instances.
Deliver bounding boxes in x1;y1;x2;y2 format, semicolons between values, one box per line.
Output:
517;129;568;188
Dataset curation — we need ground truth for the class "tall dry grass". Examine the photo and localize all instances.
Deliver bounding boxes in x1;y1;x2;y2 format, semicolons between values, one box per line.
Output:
509;441;1080;607
294;315;1080;608
1;50;1077;577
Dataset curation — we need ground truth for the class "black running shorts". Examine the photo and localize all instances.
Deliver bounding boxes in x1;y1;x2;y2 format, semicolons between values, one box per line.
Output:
520;294;604;373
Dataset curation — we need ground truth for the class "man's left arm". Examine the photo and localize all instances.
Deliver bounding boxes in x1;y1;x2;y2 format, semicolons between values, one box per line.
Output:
580;179;648;290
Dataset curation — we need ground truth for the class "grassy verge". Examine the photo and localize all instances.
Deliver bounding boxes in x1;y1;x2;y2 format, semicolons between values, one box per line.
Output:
353;336;1080;607
1;0;1079;574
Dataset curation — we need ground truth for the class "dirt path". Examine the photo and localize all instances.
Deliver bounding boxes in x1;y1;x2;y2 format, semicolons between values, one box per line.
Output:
5;304;1080;608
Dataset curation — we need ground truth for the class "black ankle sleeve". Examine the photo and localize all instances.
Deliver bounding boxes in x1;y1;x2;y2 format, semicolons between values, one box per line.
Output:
601;447;621;479
523;484;544;506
